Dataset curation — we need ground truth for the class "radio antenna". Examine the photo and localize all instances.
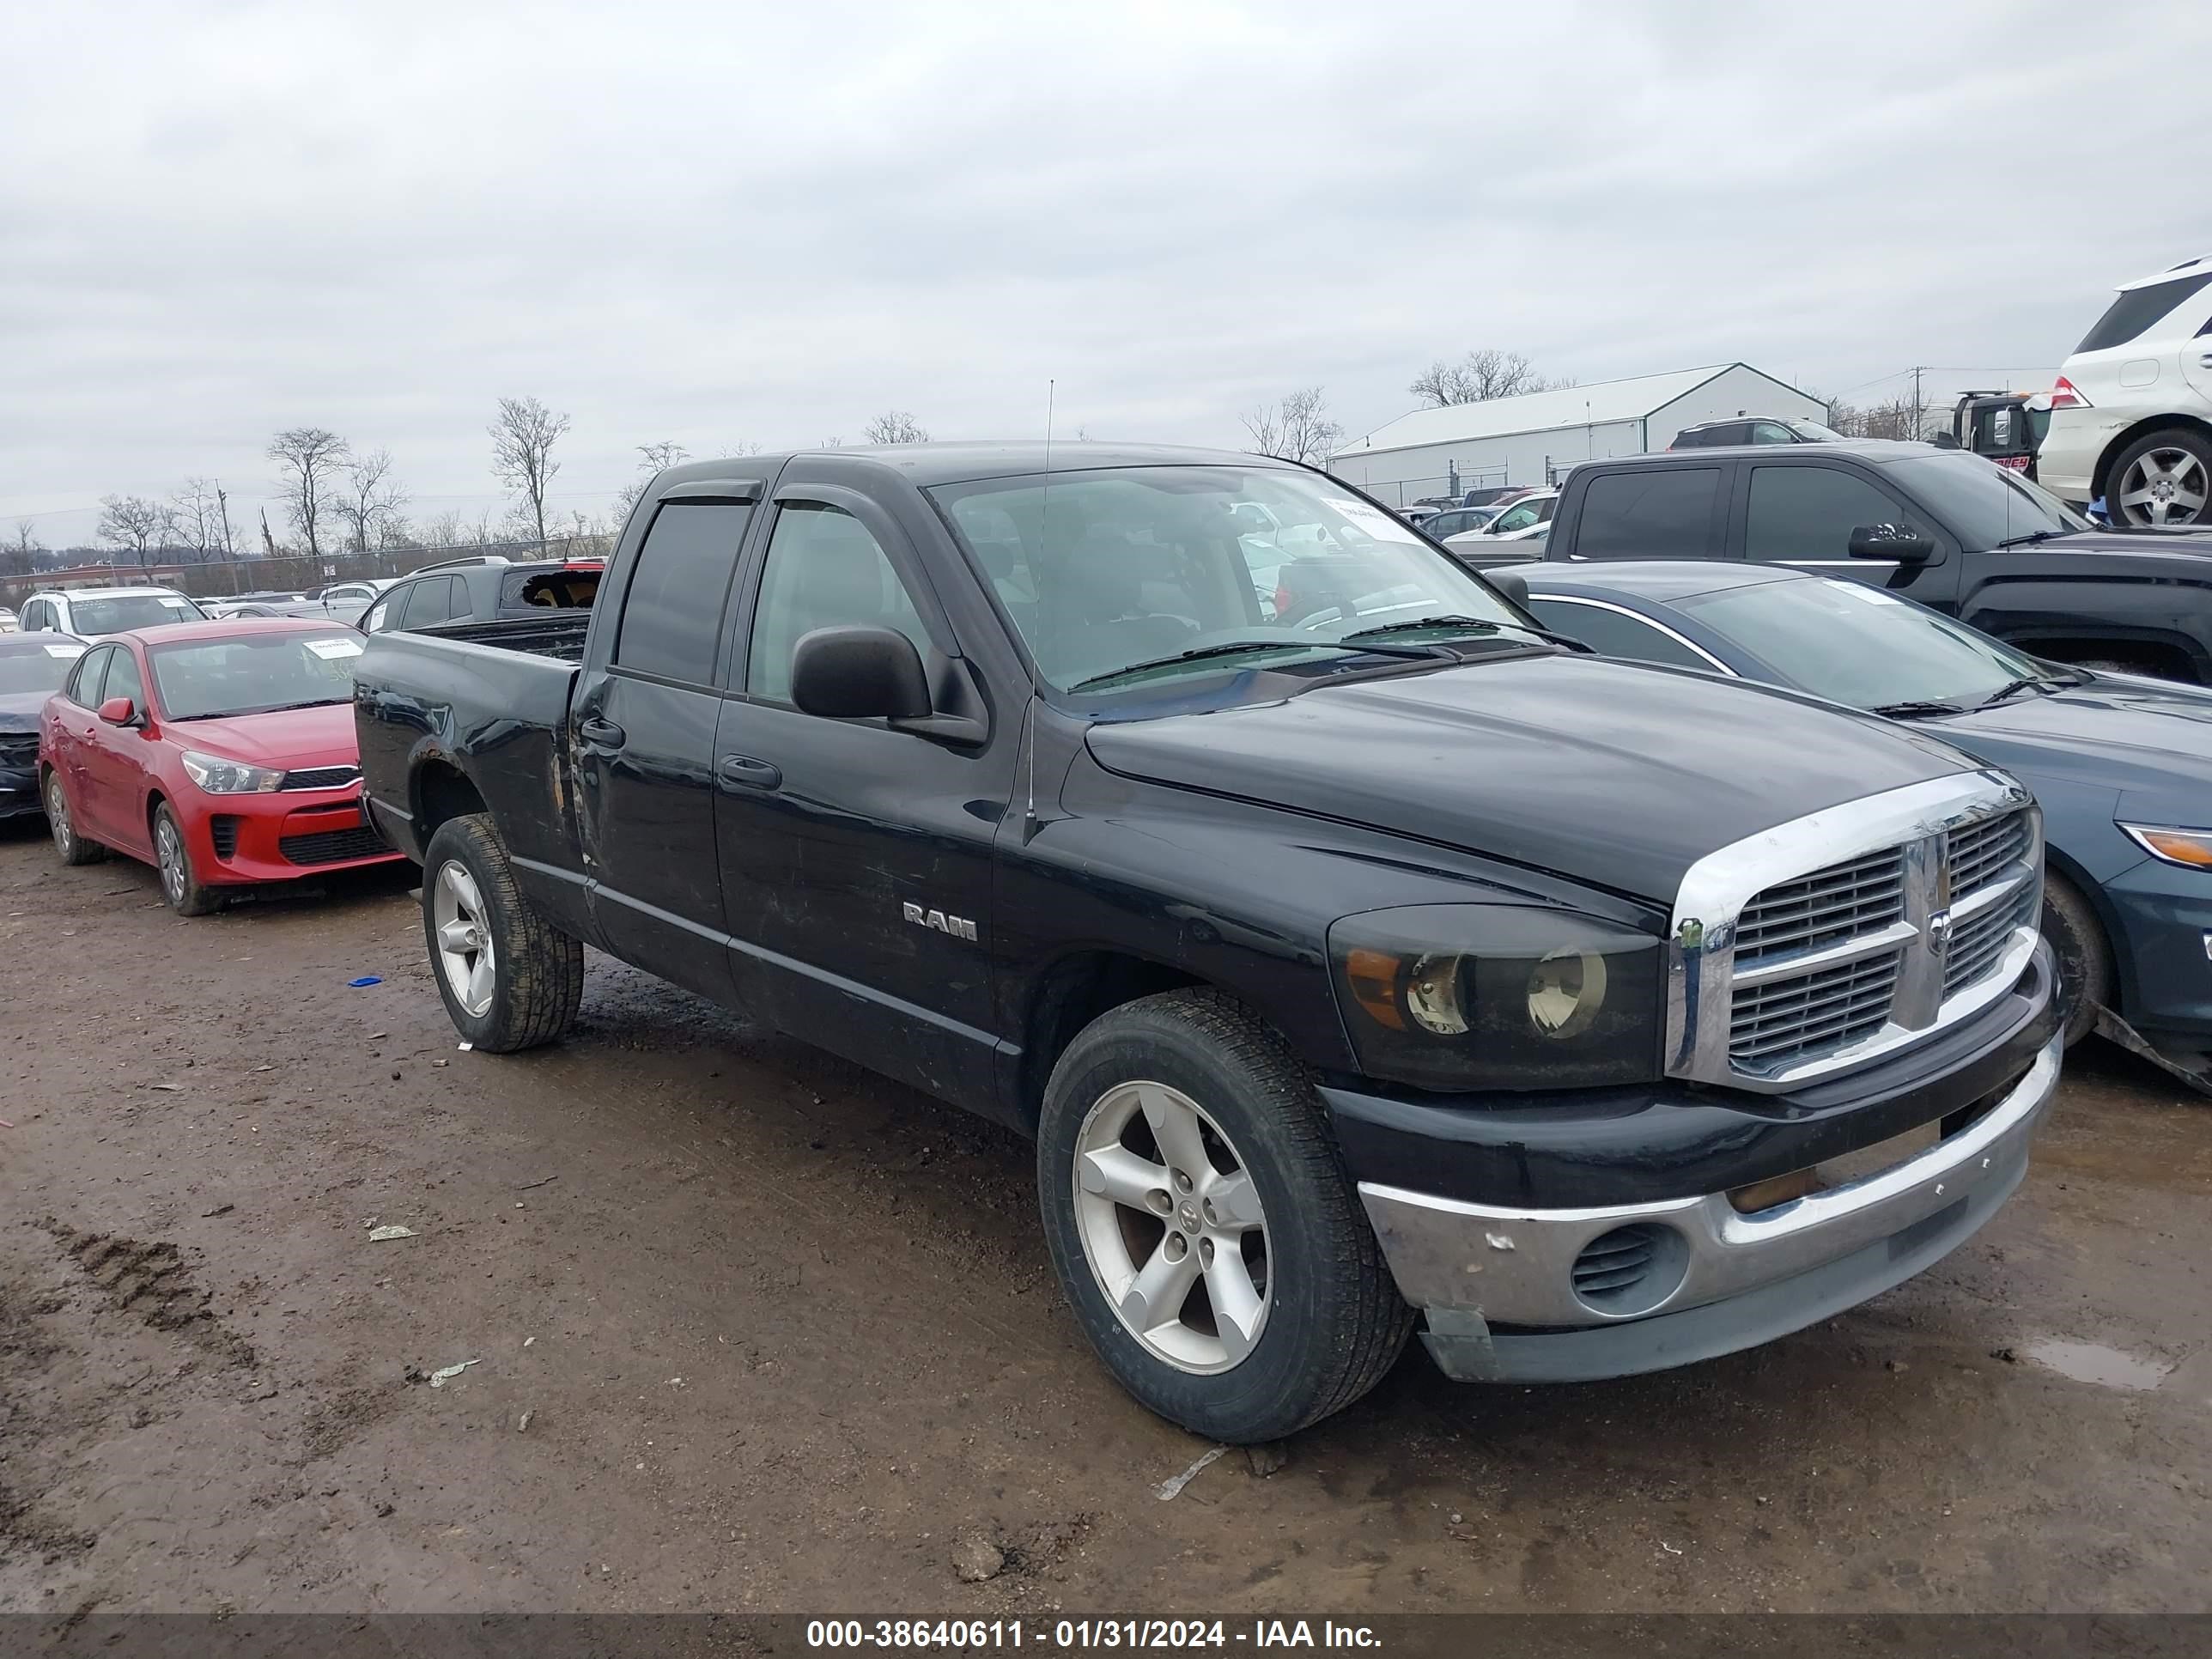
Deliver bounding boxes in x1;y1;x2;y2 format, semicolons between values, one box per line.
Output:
1043;378;1056;473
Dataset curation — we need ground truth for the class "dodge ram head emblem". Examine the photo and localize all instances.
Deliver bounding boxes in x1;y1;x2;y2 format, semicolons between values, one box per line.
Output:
902;902;978;942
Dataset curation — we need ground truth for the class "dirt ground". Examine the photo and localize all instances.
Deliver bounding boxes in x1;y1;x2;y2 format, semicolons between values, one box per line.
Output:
1;817;2207;1618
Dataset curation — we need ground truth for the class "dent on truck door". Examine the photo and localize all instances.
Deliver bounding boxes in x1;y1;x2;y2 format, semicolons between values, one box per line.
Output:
574;500;754;1003
712;494;1013;1109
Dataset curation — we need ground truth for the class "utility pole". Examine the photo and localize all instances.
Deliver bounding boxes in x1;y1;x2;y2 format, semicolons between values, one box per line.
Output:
1911;366;1925;441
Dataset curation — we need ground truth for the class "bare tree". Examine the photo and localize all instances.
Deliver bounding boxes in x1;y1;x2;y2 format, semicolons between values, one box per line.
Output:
862;410;930;445
1241;386;1344;468
614;440;690;523
489;396;571;549
417;509;468;550
1407;349;1561;408
267;427;350;557
1855;398;1924;441
97;495;173;565
332;447;407;553
168;477;228;562
2;520;42;576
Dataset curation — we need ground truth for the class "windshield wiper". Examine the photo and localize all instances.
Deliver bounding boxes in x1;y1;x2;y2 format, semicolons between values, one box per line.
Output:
1994;529;2070;550
1867;700;1969;720
1978;675;2066;707
1068;639;1423;693
1338;615;1594;653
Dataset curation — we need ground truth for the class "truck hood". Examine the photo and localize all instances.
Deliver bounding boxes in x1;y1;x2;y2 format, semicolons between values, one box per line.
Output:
1085;655;1979;907
2034;530;2212;565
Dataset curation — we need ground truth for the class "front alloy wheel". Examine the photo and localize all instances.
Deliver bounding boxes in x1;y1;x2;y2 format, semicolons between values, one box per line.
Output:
433;859;497;1018
1074;1081;1271;1372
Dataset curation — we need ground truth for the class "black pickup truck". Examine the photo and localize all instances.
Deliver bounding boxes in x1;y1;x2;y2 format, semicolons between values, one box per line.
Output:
356;442;2060;1441
1473;440;2212;683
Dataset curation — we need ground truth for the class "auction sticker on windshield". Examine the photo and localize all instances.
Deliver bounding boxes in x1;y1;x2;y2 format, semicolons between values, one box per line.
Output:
1327;499;1421;544
45;643;87;657
306;637;365;659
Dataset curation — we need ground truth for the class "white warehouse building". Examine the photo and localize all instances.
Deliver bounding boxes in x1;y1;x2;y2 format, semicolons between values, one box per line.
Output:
1329;363;1830;507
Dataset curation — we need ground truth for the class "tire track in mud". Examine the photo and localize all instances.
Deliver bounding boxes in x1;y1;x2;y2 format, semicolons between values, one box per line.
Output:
40;1223;258;1368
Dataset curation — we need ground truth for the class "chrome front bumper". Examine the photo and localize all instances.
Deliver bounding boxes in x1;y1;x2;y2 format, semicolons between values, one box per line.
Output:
1358;1031;2062;1382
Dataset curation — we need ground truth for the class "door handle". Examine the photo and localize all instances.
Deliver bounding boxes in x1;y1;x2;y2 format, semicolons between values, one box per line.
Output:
717;754;782;790
577;716;626;749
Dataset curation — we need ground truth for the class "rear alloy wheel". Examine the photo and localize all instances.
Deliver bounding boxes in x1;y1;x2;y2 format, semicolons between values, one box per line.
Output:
421;813;583;1052
2108;428;2212;529
45;771;104;866
154;804;221;915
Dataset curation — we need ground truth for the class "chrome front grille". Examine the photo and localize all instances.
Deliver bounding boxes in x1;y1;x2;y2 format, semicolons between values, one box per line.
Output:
1734;848;1905;965
1669;775;2044;1092
1943;879;2039;998
1946;811;2030;896
1729;950;1903;1066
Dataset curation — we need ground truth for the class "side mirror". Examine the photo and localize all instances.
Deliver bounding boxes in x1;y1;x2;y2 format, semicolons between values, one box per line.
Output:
1848;523;1936;563
790;625;933;721
98;696;138;726
1486;567;1531;605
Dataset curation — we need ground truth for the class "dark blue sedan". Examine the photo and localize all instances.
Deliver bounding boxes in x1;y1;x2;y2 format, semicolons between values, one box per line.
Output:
1493;560;2212;1086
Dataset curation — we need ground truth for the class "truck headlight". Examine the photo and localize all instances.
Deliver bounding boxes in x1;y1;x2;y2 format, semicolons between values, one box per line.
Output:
180;750;283;794
1330;904;1662;1091
2121;823;2212;869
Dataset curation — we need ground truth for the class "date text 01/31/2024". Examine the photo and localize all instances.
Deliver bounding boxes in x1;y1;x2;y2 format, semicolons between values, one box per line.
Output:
805;1620;1382;1650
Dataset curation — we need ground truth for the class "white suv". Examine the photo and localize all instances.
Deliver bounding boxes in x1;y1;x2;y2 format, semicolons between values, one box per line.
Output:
2039;253;2212;528
14;586;209;638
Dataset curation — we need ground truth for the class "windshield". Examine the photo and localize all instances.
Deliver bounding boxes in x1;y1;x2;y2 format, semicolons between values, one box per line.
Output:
1881;453;2088;546
1787;420;1847;442
928;465;1524;693
1682;578;2046;709
148;631;364;719
0;642;83;696
69;593;205;633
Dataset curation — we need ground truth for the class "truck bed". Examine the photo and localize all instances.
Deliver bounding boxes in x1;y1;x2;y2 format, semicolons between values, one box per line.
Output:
417;611;592;661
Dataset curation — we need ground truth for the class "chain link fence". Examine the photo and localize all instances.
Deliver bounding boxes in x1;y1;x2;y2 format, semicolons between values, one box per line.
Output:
1;533;616;611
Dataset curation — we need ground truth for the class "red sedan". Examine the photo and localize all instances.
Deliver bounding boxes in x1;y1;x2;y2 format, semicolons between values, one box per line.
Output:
38;619;404;914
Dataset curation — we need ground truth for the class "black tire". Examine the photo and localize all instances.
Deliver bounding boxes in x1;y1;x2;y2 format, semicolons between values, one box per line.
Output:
152;802;222;915
1036;988;1412;1442
2042;870;2112;1048
421;813;583;1053
42;768;105;866
2105;427;2212;531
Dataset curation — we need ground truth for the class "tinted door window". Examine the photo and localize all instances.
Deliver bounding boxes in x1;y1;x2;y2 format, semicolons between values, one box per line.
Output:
1491;500;1545;534
2074;271;2212;353
103;648;146;712
745;503;930;703
1748;422;1798;444
397;576;458;629
1576;468;1723;559
65;645;112;707
1744;465;1917;562
615;503;753;685
1524;598;1718;670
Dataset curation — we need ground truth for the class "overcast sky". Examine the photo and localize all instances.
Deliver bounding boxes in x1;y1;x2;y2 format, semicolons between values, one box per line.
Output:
4;0;2207;549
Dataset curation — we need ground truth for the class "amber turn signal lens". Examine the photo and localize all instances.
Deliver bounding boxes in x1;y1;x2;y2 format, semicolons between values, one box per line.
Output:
1345;948;1406;1030
2125;826;2212;869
